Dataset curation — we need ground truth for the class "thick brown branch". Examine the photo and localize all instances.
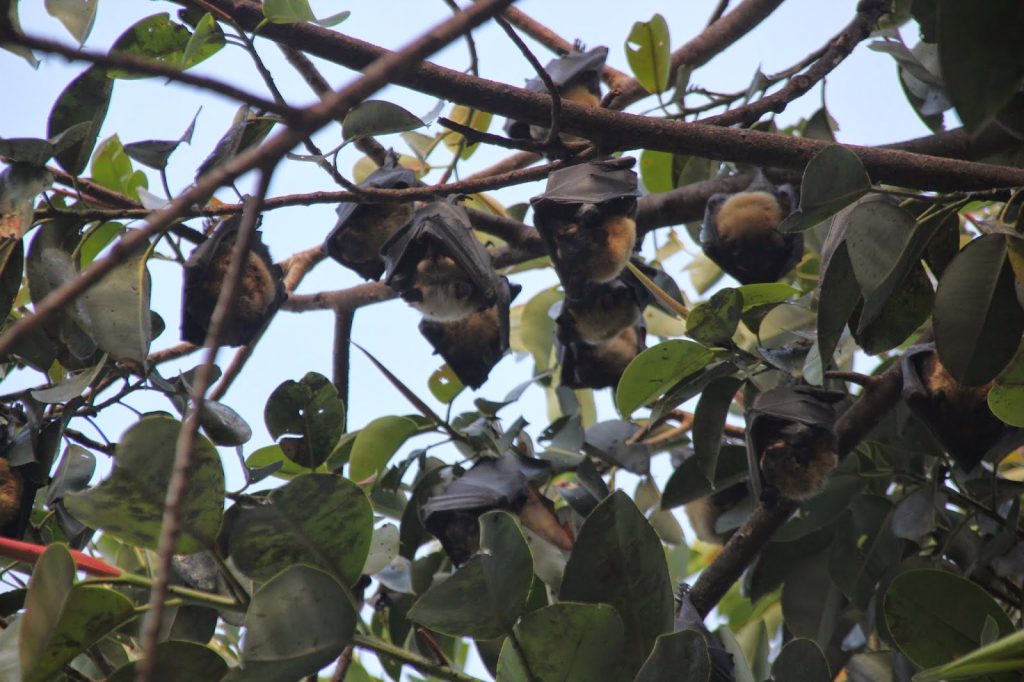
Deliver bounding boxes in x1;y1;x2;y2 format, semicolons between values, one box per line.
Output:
185;0;1024;192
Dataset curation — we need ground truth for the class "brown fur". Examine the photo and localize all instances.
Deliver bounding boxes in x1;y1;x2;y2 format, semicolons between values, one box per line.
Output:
592;326;640;372
922;352;992;409
562;85;601;107
205;250;278;321
338;203;413;262
715;192;783;240
759;432;837;500
0;459;23;530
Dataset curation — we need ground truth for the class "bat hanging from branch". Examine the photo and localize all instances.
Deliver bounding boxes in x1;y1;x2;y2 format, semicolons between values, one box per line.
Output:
700;170;802;284
324;150;418;281
181;214;285;347
531;157;641;296
504;44;608;142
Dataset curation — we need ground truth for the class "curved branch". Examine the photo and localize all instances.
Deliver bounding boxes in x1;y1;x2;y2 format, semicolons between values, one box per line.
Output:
700;2;885;126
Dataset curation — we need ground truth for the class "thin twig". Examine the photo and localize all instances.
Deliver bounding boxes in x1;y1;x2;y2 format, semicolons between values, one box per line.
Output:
0;0;519;360
328;646;354;682
494;15;562;144
706;0;731;26
137;180;272;682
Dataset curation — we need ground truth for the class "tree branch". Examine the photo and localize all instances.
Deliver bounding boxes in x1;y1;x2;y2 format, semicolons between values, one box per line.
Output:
0;0;519;360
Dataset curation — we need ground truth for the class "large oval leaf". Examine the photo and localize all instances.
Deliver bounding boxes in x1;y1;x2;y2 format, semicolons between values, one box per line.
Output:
625;14;671;94
559;491;674;670
342;101;426;141
348;415;420;482
408;511;533;640
989;342;1024;426
616;340;714;417
495;603;627;682
234;565;356;682
934;234;1024;385
771;638;830;682
64;416;224;553
47;65;112;176
79;241;152;363
264;372;345;469
227;473;372;585
779;146;870;234
634;630;711;682
885;568;1015;672
107;641;228;682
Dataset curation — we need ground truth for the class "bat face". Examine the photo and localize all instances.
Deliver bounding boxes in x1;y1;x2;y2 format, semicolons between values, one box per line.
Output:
902;344;1016;471
701;172;802;285
382;200;500;319
182;215;285;347
505;46;608;140
419;279;521;388
745;385;844;502
325;151;418;281
0;458;23;532
532;159;641;295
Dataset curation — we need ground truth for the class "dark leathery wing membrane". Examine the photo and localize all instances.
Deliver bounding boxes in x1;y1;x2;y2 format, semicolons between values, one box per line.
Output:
504;45;608;139
381;198;500;321
324;150;418;280
181;214;285;347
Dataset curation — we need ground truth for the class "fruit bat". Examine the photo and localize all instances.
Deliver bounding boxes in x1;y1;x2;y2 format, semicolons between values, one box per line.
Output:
421;453;565;565
560;319;646;390
701;171;802;284
181;214;285;347
504;45;608;140
531;157;641;295
901;344;1023;471
324;150;418;280
745;384;844;503
419;278;522;389
382;199;500;321
558;278;644;346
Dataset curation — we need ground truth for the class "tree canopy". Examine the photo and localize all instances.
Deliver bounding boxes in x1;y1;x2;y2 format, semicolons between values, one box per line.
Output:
1;1;1024;681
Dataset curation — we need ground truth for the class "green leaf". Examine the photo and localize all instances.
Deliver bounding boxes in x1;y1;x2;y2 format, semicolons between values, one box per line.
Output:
771;638;830;682
123;110;199;171
851;262;933;355
79;240;152;363
109;14;217;77
843;200;917;329
989;342;1024;426
245;443;310;481
736;283;798;311
937;1;1024;131
828;497;902;610
691;375;742;482
21;547;135;682
227;473;373;585
342;101;426;142
885;569;1015;672
914;628;1024;682
616;340;715;416
65;416;224;553
625;14;671;94
662;444;749;509
496;603;627;682
934;234;1024;385
348;415;420;482
262;0;314;23
634;630;711;682
517;287;562;375
428;364;465;403
409;511;533;639
686;288;741;346
199;399;252;446
31;356;106;404
79;221;124;266
45;0;97;45
443;104;492;160
107;641;229;682
560;491;674;669
817;242;860;374
264;372;345;469
640;149;675;194
47;66;113;176
180;12;225;70
90;135;148;200
236;565;356;681
779;146;871;233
